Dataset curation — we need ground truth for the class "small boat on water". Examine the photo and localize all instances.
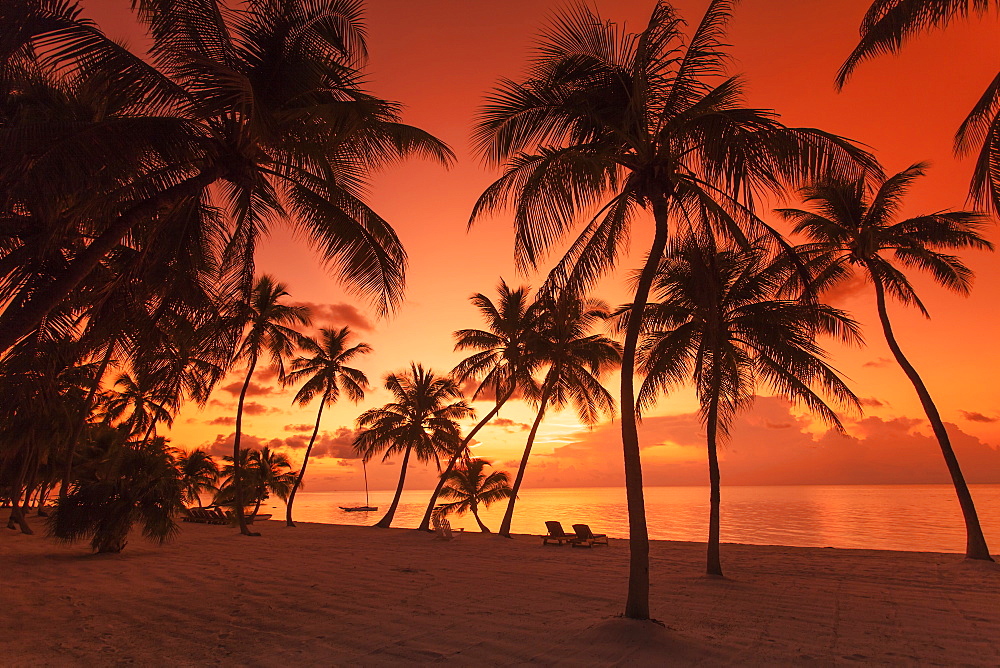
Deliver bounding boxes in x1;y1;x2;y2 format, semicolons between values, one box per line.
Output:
340;459;377;513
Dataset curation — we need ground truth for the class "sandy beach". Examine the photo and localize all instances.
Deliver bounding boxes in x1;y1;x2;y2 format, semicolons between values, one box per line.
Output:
3;521;998;666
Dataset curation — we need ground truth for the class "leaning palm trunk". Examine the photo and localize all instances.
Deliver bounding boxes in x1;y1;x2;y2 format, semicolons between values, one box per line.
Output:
375;445;413;528
471;501;490;533
498;384;553;537
0;169;221;354
619;194;671;618
286;400;325;527
417;390;513;531
872;280;992;561
60;344;114;502
232;358;261;536
706;381;723;577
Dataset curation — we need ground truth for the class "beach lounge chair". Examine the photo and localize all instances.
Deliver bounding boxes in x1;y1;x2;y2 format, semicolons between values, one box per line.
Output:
431;510;455;541
570;523;608;547
542;521;578;545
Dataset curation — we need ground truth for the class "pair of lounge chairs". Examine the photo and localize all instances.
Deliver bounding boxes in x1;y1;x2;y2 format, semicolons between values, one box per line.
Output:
182;507;229;525
542;521;609;548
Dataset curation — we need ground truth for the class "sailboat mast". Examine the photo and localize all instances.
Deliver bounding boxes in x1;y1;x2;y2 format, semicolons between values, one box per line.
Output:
363;459;369;506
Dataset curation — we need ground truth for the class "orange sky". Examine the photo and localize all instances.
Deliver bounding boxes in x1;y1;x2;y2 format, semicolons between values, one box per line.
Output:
82;0;1000;490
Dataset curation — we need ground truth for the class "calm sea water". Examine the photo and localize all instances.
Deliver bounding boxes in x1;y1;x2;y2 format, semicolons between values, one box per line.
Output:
270;484;1000;554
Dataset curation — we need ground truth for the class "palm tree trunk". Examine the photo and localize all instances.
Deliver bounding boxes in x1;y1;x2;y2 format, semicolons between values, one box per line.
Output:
872;279;992;561
375;445;412;528
286;400;325;527
417;390;513;532
620;191;671;619
0;168;222;354
59;344;114;502
498;384;553;538
233;357;261;537
472;501;490;533
706;381;723;577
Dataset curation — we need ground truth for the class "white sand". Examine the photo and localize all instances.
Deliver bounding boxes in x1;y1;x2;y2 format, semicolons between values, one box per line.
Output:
3;520;998;666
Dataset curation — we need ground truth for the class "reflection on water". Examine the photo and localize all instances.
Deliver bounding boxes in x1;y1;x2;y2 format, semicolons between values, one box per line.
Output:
268;484;1000;554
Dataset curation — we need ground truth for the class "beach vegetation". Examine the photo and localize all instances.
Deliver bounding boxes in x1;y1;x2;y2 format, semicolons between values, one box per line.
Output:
437;458;513;533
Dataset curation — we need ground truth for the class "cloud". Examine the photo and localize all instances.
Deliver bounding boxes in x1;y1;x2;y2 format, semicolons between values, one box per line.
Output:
222;381;276;397
863;358;893;369
458;377;528;402
205;416;236;426
278;427;363;459
202;432;269;458
960;411;998;423
490;418;530;432
860;397;885;408
284;423;315;432
518;397;1000;487
243;402;280;416
291;301;374;332
819;272;868;305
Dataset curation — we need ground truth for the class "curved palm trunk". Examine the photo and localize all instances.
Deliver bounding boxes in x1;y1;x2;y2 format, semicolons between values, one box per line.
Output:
375;445;413;528
620;192;671;619
286;400;325;527
233;358;261;537
472;501;490;532
417;391;513;532
59;344;114;502
0;169;222;354
498;385;553;538
873;280;992;561
706;383;723;577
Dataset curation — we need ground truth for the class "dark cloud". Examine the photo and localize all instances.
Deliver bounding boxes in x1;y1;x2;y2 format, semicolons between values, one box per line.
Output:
863;358;893;369
243;402;280;416
960;411;998;423
277;427;363;459
284;423;315;432
524;397;1000;487
202;432;269;458
205;416;236;426
222;381;276;397
490;417;530;432
860;397;884;408
291;301;374;332
765;421;792;430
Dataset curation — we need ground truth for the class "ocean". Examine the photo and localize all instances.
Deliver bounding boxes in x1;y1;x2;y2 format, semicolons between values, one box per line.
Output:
272;484;1000;554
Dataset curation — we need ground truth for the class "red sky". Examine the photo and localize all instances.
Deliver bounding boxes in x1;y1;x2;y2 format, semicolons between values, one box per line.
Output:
82;1;1000;490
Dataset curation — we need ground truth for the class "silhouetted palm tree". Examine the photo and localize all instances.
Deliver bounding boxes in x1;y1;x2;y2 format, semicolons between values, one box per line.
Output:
628;235;861;576
416;280;541;532
229;275;310;535
497;293;621;537
101;372;175;444
437;458;513;533
0;0;454;352
471;0;875;618
219;447;297;519
49;436;185;553
176;448;219;509
354;364;473;528
837;0;1000;212
776;163;995;561
282;327;370;527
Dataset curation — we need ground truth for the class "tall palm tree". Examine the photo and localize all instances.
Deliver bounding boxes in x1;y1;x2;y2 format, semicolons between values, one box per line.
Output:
0;0;454;353
497;293;621;538
837;0;1000;212
282;327;370;527
437;458;513;533
628;235;861;576
229;275;310;536
775;163;995;561
471;0;875;619
416;280;541;532
354;364;473;528
175;448;219;509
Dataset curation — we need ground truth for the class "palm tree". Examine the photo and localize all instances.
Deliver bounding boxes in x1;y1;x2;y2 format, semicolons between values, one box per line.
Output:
229;275;310;536
471;0;875;618
354;364;473;528
219;447;297;519
49;436;185;553
437;458;513;533
497;293;621;538
175;448;219;509
282;327;371;527
0;0;454;353
101;372;175;444
837;0;1000;212
416;280;541;532
775;163;995;561
628;235;861;576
